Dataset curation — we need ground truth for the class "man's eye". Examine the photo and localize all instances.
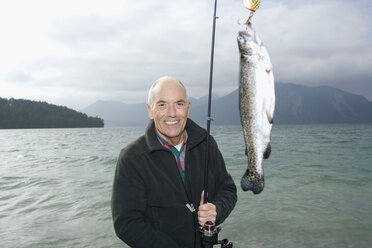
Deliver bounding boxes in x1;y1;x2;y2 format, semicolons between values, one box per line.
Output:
176;102;185;108
158;103;167;109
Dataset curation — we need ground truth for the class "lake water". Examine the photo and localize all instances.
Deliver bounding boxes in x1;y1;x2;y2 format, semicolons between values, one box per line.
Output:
0;124;371;248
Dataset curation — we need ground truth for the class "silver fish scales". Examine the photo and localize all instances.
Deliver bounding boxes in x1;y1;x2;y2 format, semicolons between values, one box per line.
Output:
237;23;275;194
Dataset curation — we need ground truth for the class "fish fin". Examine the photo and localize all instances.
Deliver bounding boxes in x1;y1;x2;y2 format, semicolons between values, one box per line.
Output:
267;99;275;124
263;143;271;159
260;46;273;71
266;110;274;124
261;45;275;124
265;85;275;124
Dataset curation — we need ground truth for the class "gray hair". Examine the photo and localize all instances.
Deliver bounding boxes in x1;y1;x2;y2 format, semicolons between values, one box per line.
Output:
147;76;189;108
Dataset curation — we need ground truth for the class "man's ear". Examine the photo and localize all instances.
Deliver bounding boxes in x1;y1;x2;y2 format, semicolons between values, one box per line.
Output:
146;104;153;119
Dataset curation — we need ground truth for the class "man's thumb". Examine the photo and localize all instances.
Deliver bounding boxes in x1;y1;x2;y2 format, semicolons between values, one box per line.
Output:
200;190;206;205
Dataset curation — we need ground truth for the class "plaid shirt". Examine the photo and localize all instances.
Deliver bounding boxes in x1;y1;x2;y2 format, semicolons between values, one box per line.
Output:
156;130;187;182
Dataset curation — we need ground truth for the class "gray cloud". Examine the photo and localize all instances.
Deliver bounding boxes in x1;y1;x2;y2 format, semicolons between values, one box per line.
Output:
2;0;372;110
6;70;34;83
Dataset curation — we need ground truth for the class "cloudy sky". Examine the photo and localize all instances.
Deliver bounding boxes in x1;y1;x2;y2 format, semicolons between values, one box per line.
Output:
1;0;371;110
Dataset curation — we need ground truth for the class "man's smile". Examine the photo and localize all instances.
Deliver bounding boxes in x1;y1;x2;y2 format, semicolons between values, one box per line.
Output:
165;120;179;125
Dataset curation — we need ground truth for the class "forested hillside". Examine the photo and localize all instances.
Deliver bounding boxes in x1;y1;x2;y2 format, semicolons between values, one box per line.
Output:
0;98;104;129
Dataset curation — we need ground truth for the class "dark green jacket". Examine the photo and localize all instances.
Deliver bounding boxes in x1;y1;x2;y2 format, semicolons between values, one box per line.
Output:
112;119;237;248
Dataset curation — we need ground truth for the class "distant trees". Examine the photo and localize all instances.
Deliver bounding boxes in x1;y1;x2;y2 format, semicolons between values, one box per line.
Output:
0;98;104;129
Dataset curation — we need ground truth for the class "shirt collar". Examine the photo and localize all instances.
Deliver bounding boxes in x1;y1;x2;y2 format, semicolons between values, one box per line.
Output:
155;128;188;149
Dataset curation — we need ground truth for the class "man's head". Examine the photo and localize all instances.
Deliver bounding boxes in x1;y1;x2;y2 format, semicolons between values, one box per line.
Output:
147;76;190;146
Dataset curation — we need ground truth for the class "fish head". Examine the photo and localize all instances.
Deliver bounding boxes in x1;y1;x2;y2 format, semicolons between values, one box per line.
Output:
237;23;262;56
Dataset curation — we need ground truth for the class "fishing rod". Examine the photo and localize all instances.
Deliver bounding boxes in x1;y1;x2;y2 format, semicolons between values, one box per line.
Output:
201;0;232;247
203;0;217;205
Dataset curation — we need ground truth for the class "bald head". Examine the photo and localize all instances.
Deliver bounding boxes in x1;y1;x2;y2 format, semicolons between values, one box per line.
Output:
147;76;188;109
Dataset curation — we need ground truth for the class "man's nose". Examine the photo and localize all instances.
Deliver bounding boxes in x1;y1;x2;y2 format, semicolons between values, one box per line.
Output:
167;103;176;117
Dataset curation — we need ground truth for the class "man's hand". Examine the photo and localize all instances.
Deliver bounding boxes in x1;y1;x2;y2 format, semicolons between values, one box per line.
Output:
198;191;217;226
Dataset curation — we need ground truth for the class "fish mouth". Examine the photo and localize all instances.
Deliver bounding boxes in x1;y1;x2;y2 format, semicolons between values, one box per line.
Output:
238;23;254;37
238;22;261;48
241;176;264;194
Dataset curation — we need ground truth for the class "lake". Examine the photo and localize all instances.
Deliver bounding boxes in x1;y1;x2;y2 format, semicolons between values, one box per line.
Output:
1;124;371;247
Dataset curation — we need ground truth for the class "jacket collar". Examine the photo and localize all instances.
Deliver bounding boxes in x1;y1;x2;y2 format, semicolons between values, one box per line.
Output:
145;118;206;153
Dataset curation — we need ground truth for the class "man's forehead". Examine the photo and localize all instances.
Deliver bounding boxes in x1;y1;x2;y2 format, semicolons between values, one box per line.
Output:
153;82;187;99
154;95;187;103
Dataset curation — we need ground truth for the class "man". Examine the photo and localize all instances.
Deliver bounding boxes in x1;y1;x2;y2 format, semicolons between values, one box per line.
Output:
112;76;237;247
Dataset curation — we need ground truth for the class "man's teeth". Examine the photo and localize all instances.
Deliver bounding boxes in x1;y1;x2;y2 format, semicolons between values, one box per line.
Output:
166;121;178;125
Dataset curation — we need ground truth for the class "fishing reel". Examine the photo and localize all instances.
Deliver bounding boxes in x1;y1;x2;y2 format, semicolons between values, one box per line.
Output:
200;221;233;248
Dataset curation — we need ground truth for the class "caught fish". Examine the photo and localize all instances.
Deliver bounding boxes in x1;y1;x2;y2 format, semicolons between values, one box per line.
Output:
237;23;275;194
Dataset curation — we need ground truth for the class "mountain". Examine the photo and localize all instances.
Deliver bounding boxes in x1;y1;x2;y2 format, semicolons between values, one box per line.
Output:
0;98;104;129
81;100;148;126
189;90;239;125
81;83;372;126
275;83;372;124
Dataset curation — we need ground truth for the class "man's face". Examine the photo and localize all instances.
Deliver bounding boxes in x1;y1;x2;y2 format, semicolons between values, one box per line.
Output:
147;79;190;146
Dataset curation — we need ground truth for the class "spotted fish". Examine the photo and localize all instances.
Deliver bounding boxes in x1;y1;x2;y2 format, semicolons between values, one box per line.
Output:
237;23;275;194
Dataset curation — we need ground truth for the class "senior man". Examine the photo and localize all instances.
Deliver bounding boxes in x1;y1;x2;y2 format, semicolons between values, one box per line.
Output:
112;76;237;248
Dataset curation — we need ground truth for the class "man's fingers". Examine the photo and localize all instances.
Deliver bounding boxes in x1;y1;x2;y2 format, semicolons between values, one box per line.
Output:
198;202;217;226
199;205;216;217
198;190;217;226
198;211;216;226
